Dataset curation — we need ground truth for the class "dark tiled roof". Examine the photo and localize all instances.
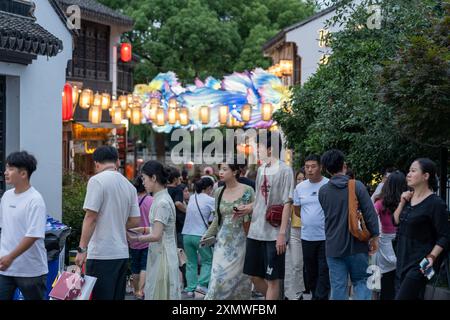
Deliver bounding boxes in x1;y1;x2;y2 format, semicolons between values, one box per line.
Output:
56;0;134;28
0;11;63;57
263;5;337;51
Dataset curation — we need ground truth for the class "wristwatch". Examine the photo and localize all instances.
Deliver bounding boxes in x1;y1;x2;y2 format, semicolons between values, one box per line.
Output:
77;246;87;254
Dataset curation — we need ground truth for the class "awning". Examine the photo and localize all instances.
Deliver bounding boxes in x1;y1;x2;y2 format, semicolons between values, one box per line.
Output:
0;11;63;57
75;121;125;129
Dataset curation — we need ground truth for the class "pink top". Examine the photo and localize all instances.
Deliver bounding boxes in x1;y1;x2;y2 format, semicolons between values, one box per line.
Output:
129;194;153;250
374;199;397;234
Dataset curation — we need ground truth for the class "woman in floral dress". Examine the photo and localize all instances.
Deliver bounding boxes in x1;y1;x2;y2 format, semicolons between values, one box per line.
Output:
129;160;181;300
203;162;255;300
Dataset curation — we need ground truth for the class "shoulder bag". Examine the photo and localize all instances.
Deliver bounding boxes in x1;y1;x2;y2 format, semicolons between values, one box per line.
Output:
348;179;371;242
263;166;284;227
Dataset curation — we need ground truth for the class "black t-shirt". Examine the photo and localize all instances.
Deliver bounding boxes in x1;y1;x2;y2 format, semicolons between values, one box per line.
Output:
396;194;450;278
167;185;185;234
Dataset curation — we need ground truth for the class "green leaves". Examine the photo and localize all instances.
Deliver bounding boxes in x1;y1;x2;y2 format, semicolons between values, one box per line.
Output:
98;0;316;83
275;0;444;183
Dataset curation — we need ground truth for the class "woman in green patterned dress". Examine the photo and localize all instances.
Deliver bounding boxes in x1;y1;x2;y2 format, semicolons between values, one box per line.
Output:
203;162;255;300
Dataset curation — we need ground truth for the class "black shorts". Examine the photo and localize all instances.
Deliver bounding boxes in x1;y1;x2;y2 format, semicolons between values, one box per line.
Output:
243;238;285;280
129;248;148;274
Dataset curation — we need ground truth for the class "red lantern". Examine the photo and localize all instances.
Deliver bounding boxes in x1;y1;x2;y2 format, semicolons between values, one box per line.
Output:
120;43;132;62
62;83;73;121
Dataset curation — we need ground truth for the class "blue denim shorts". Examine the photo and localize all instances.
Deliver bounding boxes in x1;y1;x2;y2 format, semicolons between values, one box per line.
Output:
129;248;148;274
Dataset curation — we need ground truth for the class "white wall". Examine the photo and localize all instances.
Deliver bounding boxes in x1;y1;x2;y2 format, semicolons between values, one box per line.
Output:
286;9;342;85
0;0;73;220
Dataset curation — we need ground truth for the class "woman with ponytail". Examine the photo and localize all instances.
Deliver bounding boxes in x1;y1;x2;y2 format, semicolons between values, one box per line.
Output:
128;160;181;300
203;160;255;300
181;177;215;297
393;158;450;300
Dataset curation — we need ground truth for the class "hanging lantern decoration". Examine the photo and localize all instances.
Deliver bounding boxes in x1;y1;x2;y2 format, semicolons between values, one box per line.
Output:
119;95;128;110
168;107;178;125
111;105;122;125
109;97;118;116
80;89;93;109
126;107;132;119
156;107;165;126
120;43;132;62
62;83;73;121
168;98;178;109
179;108;189;126
219;105;228;125
72;85;80;108
241;104;252;122
89;105;101;124
130;106;142;125
149;103;158;120
262;103;272;121
93;92;102;108
101;93;111;110
127;94;134;106
200;105;210;124
150;97;160;106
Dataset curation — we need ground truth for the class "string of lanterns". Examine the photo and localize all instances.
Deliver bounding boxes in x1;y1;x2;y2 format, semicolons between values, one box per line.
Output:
62;83;144;125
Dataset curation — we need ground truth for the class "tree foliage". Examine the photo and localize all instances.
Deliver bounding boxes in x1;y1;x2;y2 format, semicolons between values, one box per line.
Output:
98;0;317;83
274;0;444;183
380;2;450;148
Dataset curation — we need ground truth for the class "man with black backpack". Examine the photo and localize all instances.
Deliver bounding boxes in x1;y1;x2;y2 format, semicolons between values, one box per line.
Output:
318;149;380;300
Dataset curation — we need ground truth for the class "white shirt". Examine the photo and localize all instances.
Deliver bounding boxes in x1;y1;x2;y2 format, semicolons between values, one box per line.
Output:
182;193;215;237
293;177;329;241
248;161;295;241
0;187;48;277
83;170;140;260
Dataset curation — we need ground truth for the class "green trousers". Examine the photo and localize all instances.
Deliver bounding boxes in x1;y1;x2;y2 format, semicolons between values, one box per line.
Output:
183;234;213;292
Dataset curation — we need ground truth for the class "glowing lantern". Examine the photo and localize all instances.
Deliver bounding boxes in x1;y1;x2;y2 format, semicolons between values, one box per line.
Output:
111;106;123;125
130;106;142;125
168;107;178;124
150;97;160;106
279;60;293;75
120;43;132;62
72;85;80;107
126;107;132;119
168;98;178;109
262;103;272;121
149;103;158;120
93;92;102;108
119;95;128;110
89;105;101;124
179;108;189;126
219;106;228;125
241;104;252;122
156;108;165;126
200;106;210;124
62;83;73;121
80;89;93;109
101;93;111;110
127;94;133;106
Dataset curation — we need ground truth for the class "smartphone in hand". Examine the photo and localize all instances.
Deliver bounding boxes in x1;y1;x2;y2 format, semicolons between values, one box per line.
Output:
419;258;435;280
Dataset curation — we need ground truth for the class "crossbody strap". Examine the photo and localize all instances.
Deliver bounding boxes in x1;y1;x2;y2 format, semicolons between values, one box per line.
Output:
195;194;209;229
138;195;148;207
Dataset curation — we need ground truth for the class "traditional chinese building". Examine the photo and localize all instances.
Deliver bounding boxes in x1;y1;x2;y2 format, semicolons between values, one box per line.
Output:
0;0;73;220
56;0;135;176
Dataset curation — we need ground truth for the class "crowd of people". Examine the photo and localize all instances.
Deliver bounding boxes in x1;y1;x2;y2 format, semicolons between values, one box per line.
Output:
0;140;449;300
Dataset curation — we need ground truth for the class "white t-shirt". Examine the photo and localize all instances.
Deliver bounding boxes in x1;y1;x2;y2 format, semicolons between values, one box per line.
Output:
0;187;48;277
83;170;140;260
182;193;215;237
248;160;295;241
293;177;329;241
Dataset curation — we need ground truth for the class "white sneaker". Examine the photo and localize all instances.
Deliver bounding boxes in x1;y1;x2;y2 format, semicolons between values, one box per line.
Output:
195;286;208;295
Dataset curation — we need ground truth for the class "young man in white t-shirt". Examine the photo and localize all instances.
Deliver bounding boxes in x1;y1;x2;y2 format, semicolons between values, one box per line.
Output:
0;151;48;300
293;155;330;300
240;132;295;300
75;146;140;300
